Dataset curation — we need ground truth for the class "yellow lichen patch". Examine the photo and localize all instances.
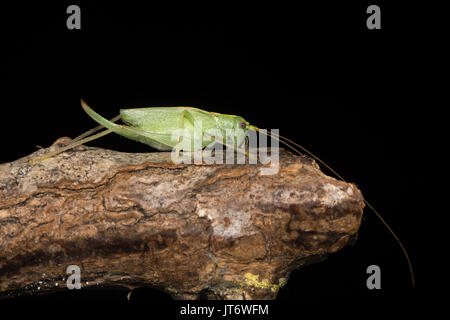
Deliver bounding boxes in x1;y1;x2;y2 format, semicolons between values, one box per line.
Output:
243;273;287;293
166;287;178;293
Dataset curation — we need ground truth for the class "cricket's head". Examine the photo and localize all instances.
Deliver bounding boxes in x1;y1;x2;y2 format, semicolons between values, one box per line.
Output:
230;116;259;134
214;113;258;147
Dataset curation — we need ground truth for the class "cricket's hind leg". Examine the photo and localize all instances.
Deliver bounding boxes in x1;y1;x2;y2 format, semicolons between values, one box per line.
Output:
70;115;121;144
29;127;118;163
29;115;121;163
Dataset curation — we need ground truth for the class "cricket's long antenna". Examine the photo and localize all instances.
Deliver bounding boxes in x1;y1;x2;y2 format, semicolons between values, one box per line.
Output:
251;126;415;288
29;128;117;163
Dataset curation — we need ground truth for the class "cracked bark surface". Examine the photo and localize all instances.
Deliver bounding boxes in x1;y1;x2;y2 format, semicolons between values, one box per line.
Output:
0;137;364;299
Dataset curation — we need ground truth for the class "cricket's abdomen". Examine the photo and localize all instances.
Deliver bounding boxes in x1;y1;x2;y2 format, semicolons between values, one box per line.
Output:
120;107;218;151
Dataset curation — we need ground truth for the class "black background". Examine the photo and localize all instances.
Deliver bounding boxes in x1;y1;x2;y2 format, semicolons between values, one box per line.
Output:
1;0;427;315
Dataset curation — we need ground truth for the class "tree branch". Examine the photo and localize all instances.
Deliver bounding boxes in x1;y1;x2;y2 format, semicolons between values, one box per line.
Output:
0;137;364;299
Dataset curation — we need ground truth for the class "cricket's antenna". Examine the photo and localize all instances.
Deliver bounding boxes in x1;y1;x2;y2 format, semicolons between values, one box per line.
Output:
251;126;415;288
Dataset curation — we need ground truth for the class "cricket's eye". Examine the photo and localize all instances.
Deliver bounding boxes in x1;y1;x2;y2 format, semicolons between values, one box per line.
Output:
240;122;247;129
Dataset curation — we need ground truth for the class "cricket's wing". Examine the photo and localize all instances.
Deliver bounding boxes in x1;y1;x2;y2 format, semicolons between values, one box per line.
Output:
120;107;217;134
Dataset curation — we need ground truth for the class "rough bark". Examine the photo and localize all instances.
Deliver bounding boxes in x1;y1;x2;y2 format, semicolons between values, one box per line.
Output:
0;137;364;299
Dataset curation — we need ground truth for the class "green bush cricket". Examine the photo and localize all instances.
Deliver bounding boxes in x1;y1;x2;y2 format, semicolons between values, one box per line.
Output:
30;100;258;163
